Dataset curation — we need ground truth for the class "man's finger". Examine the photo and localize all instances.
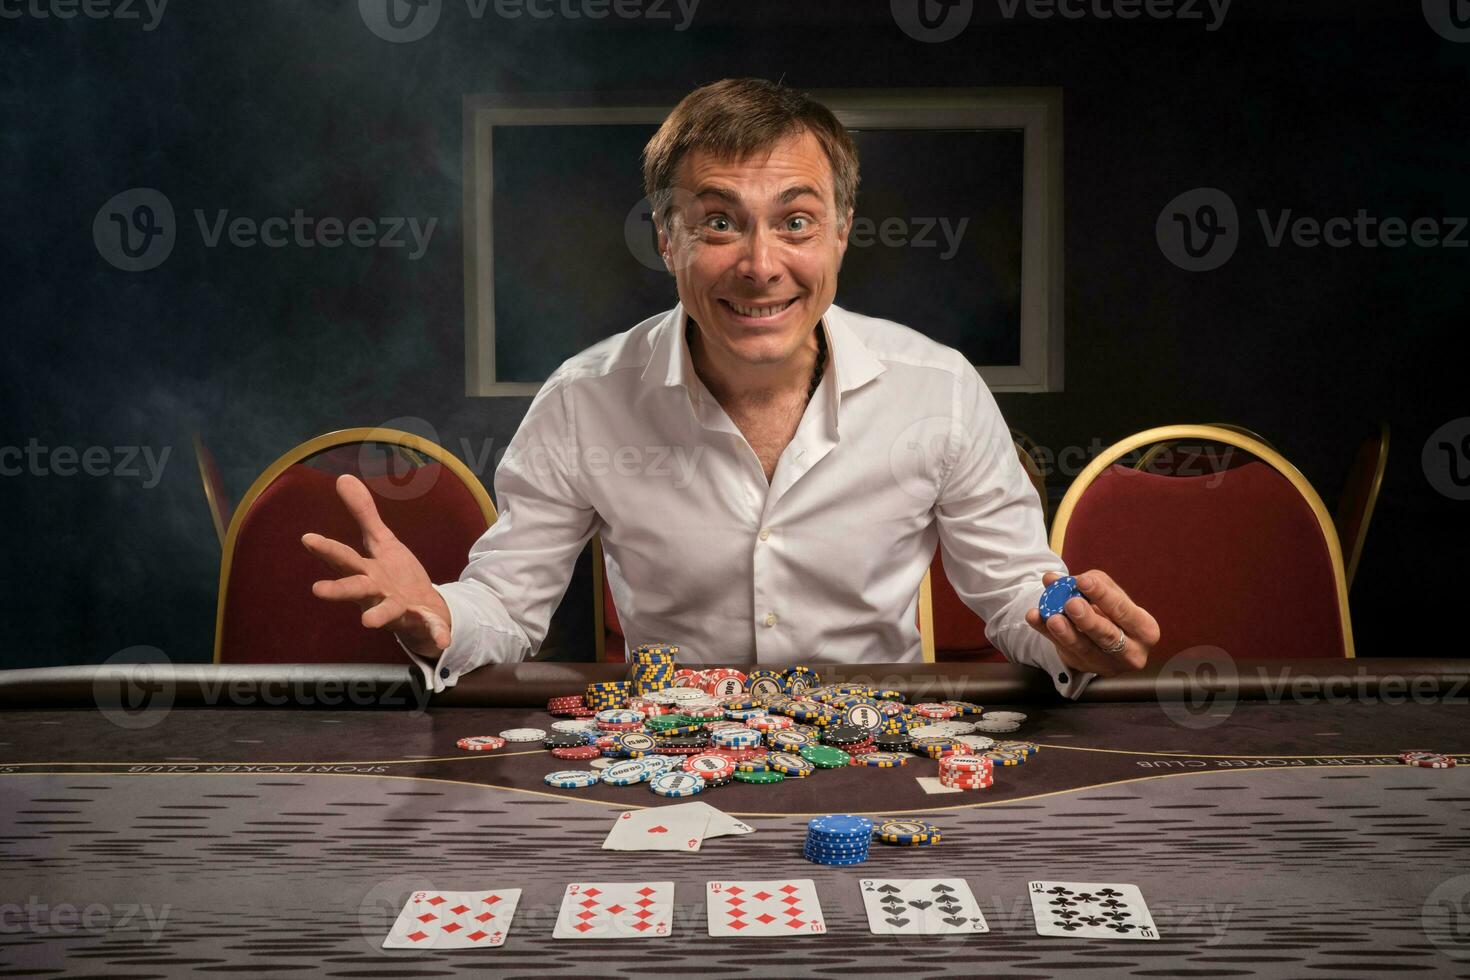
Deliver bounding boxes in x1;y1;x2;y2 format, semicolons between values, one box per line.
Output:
1078;570;1161;646
1040;611;1120;676
312;575;380;603
336;474;395;547
301;532;368;576
410;605;451;651
362;596;406;630
1063;596;1126;652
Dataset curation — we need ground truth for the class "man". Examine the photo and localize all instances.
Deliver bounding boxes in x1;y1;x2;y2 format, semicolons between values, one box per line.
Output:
303;78;1159;695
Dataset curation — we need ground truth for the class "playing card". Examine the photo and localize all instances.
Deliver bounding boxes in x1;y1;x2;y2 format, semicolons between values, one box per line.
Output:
382;888;522;949
914;776;964;795
859;879;989;935
680;801;755;837
553;881;675;939
1028;881;1160;940
706;879;826;937
603;806;710;852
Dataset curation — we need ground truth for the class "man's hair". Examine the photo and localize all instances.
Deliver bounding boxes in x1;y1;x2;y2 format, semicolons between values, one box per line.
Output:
642;77;860;231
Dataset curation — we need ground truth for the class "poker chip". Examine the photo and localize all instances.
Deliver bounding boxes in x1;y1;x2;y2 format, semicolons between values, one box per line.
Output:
856;752;909;768
910;736;960;758
638;755;677;776
820;725;869;748
748;713;794;732
710;727;762;749
943;700;984;716
995;740;1038;757
723;706;767;721
797;744;851;768
782;665;820;695
983;711;1028;724
875;818;939;845
908;721;975;738
544;770;600;788
497;728;547;742
1400;750;1456;769
768;752;816;777
701;668;748;698
874;735;914;753
1039;575;1085;620
649;771;706;797
745;668;785;698
805;814;872;866
953;734;997;752
589;756;617;770
732;769;785;784
455;735;506;752
683;753;738;779
843;703;886;731
544;733;589;749
594;708;644;725
601;760;653;785
981;749;1024;767
971;719;1022;734
550;719;599;734
913;702;960;720
660;688;706;703
551;745;602;761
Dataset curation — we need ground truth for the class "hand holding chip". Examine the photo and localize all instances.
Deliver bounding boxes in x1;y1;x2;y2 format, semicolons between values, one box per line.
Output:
1024;570;1158;678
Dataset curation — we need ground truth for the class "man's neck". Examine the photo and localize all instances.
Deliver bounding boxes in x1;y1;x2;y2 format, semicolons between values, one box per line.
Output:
687;318;822;407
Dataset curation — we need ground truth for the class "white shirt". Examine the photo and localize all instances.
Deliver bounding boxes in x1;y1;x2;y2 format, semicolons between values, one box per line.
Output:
411;302;1092;698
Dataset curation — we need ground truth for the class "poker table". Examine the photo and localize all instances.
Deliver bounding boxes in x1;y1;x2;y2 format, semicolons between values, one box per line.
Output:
2;657;1468;977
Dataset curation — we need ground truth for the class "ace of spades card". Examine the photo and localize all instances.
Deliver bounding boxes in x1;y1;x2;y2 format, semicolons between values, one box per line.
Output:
1028;881;1160;940
859;878;989;935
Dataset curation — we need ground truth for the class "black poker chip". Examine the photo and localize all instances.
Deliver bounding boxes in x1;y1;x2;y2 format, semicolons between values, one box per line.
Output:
820;725;869;747
655;736;709;748
543;733;588;749
875;736;914;753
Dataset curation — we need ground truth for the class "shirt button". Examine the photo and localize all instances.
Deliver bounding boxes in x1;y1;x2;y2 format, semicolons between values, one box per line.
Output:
764;613;778;627
759;528;771;541
1057;671;1069;684
439;667;450;680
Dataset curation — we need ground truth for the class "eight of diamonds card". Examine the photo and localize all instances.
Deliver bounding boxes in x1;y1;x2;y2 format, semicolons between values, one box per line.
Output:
860;879;989;935
706;879;827;937
1028;881;1160;940
382;888;522;949
552;881;676;939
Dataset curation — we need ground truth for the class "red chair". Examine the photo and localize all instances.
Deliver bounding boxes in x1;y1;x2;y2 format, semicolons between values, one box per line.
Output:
1133;422;1274;475
1050;425;1354;660
1334;423;1389;590
213;428;496;665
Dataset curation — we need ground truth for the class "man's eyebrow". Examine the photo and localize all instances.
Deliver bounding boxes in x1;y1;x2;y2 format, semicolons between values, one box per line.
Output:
692;184;826;207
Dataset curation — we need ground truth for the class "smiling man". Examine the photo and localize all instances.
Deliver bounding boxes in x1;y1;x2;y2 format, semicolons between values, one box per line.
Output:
302;77;1159;696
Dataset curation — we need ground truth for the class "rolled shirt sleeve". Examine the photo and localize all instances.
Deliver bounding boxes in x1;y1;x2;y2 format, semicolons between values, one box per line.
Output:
405;374;599;693
932;363;1095;699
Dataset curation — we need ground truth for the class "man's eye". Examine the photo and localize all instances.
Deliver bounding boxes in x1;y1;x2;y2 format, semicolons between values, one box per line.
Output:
706;216;733;233
786;216;809;233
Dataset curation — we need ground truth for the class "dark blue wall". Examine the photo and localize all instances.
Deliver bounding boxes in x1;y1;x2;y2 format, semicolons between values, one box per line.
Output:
2;1;1462;667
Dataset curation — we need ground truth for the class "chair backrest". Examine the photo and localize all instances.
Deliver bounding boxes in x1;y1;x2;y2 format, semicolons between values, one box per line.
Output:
193;433;233;547
1134;422;1274;475
214;428;495;665
1051;425;1353;660
1334;423;1389;589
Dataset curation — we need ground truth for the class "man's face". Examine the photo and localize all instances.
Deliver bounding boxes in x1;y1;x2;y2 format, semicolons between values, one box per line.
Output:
658;129;851;368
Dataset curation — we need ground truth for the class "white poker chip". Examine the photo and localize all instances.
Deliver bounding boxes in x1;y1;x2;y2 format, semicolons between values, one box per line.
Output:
544;770;601;788
602;760;654;785
589;757;617;770
638;755;676;775
499;728;548;741
908;721;976;738
971;719;1021;733
649;771;705;797
660;688;705;703
983;711;1028;724
954;734;998;751
595;709;644;724
551;719;598;733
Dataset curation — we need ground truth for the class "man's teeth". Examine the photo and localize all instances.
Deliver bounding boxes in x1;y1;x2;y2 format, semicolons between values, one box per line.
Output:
728;299;793;318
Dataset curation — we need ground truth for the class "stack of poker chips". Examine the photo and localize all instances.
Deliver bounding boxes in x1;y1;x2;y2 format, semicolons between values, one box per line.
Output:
585;680;631;712
804;814;872;865
821;725;874;758
938;754;995;790
546;695;593;718
630;644;679;695
874;818;940;847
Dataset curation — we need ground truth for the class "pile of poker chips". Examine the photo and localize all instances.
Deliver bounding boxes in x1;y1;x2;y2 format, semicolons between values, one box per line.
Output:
1400;750;1456;769
631;643;679;695
874;818;940;847
939;754;995;790
805;813;872;865
586;680;632;712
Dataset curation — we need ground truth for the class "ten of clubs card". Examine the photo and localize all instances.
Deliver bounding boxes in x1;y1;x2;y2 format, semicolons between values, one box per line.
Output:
553;881;676;939
859;878;990;935
1028;881;1160;940
706;879;827;937
382;888;522;949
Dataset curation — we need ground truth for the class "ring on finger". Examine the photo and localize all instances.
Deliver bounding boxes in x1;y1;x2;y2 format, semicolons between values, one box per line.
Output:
1101;629;1126;655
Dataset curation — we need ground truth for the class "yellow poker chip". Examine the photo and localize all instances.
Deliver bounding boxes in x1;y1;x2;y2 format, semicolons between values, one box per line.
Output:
995;740;1038;756
982;749;1024;766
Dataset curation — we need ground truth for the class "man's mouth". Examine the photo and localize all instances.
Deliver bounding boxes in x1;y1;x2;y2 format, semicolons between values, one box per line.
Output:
720;297;798;320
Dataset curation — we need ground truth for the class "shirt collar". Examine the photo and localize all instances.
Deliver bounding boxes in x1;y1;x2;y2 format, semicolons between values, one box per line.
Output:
640;302;887;405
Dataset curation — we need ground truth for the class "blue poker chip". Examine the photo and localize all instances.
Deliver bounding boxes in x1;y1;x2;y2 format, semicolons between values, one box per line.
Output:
808;814;874;837
544;770;601;788
1039;575;1086;620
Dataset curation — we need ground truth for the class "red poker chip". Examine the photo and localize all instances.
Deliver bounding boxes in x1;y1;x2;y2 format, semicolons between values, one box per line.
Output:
913;702;960;720
551;745;602;760
1400;750;1456;769
456;735;506;751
